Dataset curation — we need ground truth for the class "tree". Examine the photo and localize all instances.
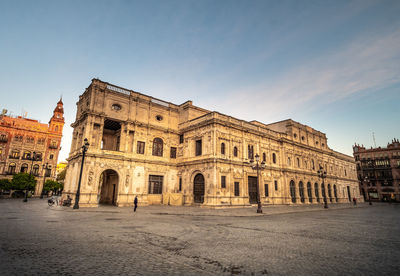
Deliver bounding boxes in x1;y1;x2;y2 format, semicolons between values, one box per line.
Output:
43;180;63;195
56;168;66;183
11;173;36;191
0;179;12;193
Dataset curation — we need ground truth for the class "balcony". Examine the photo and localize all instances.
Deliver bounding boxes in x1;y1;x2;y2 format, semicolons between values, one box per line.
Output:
49;145;58;149
0;137;8;143
9;155;20;160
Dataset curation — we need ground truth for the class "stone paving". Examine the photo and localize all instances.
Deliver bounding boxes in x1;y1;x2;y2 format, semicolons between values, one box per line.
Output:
1;199;399;275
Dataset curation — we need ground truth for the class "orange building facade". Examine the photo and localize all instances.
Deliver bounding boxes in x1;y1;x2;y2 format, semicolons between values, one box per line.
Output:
0;100;64;196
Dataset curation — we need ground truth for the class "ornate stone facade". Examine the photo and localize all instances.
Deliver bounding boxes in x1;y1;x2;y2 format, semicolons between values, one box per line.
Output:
353;139;400;202
0;100;64;195
63;79;360;207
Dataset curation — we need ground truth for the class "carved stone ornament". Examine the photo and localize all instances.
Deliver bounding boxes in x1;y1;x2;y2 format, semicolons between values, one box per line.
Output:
87;171;94;186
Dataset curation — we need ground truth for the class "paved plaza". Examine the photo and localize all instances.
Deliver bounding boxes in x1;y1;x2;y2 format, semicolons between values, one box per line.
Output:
0;199;399;275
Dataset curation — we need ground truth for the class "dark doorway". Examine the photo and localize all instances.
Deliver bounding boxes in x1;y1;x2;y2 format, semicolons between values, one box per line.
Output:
248;176;258;204
193;174;205;203
347;186;351;202
99;169;119;205
290;180;296;203
299;181;305;203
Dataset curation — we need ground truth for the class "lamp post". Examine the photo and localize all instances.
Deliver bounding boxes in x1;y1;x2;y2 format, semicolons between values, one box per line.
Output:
73;138;90;209
317;165;328;209
24;151;36;202
249;153;266;213
364;175;372;205
40;162;49;199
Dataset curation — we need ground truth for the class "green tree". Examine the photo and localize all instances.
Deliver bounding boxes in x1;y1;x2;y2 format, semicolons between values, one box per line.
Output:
56;168;66;182
11;173;36;191
0;179;12;192
43;180;63;194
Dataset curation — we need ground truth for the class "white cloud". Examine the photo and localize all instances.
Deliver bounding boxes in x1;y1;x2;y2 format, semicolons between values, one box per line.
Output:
217;27;400;122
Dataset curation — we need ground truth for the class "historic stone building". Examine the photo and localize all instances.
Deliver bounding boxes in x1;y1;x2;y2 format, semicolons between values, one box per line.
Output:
353;139;400;202
0;99;64;196
63;79;360;207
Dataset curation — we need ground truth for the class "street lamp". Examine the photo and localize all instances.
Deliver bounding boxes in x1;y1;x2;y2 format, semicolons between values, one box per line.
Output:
317;165;328;209
364;176;372;205
249;153;266;213
73;138;90;209
40;162;50;199
24;152;36;202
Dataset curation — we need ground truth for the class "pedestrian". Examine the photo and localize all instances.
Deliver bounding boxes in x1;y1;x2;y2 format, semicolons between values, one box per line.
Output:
353;197;357;205
134;196;138;212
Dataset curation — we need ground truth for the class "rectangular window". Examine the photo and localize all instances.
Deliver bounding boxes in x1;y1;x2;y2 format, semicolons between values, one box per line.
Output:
137;141;145;154
45;168;51;177
179;134;184;144
274;180;278;191
221;176;226;188
265;184;269;197
234;182;240;196
170;147;177;158
179;177;182;191
248;145;254;159
195;139;202;156
148;175;163;194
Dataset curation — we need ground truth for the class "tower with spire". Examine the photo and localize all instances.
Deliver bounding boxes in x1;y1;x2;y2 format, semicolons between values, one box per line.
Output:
49;97;65;134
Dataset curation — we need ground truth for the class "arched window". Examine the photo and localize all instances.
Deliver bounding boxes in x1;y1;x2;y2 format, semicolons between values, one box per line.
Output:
272;153;276;164
32;164;39;176
23;151;31;160
307;182;312;203
333;184;338;202
290;180;296;203
8;163;16;174
262;152;266;162
314;183;320;203
233;146;238;157
328;184;332;202
152;138;163;156
221;143;225;155
20;163;28;173
299;181;305;203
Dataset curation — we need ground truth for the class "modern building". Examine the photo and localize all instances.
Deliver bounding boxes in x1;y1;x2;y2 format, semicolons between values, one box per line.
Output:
353;139;400;202
0;100;64;196
63;79;360;207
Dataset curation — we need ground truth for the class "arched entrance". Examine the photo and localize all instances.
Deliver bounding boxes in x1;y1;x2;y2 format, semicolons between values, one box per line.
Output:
99;169;119;205
299;181;305;203
193;173;205;203
290;180;296;203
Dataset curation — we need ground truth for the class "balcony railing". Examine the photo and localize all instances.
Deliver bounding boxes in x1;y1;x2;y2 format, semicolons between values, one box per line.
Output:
9;156;20;159
49;145;58;149
0;137;8;143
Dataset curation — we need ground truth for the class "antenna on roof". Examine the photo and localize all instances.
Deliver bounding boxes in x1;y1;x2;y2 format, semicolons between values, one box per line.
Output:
372;132;376;148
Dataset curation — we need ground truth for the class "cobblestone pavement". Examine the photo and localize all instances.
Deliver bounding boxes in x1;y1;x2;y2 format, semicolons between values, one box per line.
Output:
1;199;399;275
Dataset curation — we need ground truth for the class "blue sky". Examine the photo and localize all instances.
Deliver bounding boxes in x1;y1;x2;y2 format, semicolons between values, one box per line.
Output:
1;0;399;162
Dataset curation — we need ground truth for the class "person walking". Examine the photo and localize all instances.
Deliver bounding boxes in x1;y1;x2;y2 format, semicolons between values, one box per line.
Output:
134;196;138;212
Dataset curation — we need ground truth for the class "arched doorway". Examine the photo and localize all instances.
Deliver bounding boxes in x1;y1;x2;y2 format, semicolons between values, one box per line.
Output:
299;181;305;203
314;183;320;203
290;180;296;203
99;169;119;205
307;182;312;203
193;173;205;203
